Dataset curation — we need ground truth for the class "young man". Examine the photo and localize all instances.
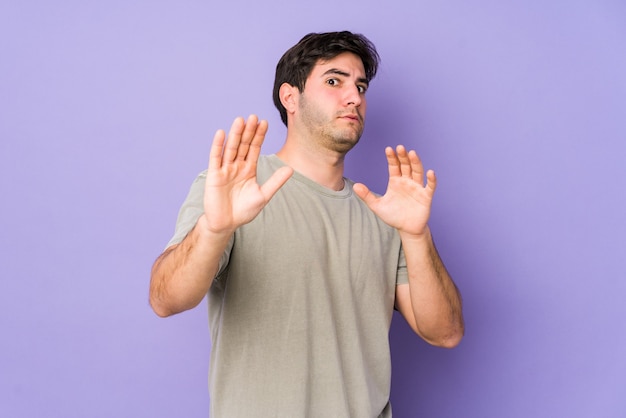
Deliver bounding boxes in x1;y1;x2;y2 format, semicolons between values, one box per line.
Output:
150;31;464;417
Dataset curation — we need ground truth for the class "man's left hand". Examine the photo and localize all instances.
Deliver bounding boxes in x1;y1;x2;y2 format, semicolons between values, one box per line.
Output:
353;145;436;237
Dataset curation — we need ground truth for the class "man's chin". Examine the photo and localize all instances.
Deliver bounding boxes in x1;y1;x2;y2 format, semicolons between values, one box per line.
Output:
331;135;361;153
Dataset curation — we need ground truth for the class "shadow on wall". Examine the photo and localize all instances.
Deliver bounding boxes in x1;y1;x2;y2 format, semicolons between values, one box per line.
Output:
344;81;443;193
346;83;518;417
344;87;409;193
387;210;517;417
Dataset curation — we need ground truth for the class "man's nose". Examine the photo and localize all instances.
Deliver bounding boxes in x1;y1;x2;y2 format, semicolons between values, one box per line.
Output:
345;84;363;107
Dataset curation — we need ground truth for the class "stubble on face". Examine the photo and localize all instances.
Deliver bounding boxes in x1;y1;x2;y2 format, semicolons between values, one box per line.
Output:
298;92;364;154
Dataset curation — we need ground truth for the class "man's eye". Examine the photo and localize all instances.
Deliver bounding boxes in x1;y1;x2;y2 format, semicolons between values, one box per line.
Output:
327;78;338;86
357;85;368;94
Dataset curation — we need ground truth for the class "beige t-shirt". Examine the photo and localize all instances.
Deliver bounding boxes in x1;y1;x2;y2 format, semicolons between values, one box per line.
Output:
168;155;407;418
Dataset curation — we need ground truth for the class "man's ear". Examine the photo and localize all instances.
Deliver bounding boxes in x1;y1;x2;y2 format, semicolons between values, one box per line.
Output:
279;83;298;116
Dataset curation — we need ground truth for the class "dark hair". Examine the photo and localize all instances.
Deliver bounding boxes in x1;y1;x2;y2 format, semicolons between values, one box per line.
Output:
272;31;380;126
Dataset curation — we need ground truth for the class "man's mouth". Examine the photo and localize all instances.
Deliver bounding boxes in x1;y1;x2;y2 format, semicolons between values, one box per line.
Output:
339;113;361;122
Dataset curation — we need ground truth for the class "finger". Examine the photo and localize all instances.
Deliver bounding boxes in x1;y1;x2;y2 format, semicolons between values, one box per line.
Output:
209;129;226;170
236;115;259;161
408;149;425;184
260;166;293;200
247;119;268;162
385;146;401;177
425;169;437;196
222;116;245;163
352;182;378;207
396;145;412;177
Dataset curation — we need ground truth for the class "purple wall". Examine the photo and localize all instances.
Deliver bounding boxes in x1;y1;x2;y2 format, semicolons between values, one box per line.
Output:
2;1;625;417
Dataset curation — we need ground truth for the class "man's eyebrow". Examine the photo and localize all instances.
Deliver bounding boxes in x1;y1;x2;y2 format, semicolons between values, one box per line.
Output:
322;68;369;85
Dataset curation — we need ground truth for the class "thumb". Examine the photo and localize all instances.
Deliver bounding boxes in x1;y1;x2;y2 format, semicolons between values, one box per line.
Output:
260;166;294;200
353;182;378;207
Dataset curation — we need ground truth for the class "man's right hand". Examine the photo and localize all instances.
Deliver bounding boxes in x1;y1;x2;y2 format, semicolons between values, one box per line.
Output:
203;115;293;235
149;115;292;317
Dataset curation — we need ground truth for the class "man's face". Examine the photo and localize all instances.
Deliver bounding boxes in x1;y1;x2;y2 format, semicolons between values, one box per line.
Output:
296;52;369;153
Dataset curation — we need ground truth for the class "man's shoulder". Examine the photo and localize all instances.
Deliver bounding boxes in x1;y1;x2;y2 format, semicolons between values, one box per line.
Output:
256;154;282;180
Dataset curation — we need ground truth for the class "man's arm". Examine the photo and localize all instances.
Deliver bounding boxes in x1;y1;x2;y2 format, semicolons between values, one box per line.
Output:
149;115;293;317
149;216;232;317
394;227;464;348
353;145;464;347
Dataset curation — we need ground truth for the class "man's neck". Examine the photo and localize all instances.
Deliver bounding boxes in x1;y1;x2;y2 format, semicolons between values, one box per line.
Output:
275;138;346;191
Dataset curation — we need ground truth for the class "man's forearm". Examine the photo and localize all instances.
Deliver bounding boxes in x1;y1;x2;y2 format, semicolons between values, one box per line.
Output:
400;227;464;347
149;214;233;317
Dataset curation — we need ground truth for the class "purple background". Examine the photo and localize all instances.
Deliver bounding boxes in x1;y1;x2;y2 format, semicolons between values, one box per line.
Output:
2;1;625;417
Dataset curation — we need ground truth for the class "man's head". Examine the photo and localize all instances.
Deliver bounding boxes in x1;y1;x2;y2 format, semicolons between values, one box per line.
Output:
273;31;380;127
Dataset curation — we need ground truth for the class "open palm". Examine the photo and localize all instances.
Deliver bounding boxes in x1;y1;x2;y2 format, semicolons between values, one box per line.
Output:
353;145;436;236
203;115;293;234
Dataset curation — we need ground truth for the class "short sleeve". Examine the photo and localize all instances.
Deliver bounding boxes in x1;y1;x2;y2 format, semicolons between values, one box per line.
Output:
164;170;235;280
396;244;408;285
165;170;208;249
